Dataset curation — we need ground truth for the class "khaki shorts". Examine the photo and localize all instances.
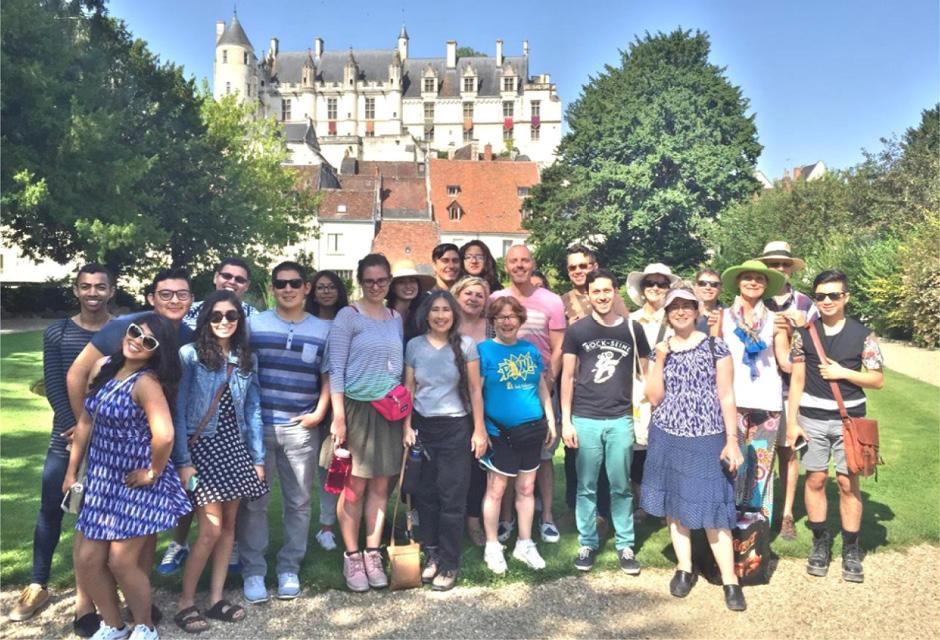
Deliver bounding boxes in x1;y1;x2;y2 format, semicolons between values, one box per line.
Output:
798;415;848;475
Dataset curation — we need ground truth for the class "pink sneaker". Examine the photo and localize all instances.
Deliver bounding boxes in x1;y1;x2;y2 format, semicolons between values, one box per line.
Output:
343;552;369;592
363;549;389;588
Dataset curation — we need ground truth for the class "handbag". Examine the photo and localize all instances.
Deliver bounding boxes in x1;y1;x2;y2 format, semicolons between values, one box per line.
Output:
188;364;235;447
388;448;422;590
628;319;654;446
371;384;412;422
732;511;773;585
490;417;547;450
806;323;883;478
62;374;136;514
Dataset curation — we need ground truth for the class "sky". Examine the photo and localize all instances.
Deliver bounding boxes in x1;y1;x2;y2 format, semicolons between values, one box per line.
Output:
110;0;939;179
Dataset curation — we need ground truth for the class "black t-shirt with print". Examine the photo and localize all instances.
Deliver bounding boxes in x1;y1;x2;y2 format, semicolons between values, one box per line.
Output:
562;315;651;419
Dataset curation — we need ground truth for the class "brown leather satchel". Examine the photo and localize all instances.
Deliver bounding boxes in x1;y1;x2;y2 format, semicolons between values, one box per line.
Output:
188;364;235;448
806;323;882;477
388;448;422;590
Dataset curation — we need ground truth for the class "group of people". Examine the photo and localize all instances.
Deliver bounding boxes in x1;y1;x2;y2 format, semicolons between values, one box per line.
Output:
10;238;884;638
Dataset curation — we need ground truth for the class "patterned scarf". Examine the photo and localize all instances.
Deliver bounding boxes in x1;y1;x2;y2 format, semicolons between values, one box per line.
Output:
730;296;769;380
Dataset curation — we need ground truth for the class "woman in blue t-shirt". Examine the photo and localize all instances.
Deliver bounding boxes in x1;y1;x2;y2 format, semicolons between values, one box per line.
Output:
477;297;556;575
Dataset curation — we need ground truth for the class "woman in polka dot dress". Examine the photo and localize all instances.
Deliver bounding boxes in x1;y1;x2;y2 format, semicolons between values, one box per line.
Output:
172;291;268;633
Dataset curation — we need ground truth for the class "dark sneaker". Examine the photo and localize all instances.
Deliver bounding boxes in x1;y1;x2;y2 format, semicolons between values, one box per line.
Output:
72;612;102;638
780;515;797;541
723;584;747;611
669;570;695;598
618;547;641;575
807;532;832;577
842;542;865;583
573;546;597;572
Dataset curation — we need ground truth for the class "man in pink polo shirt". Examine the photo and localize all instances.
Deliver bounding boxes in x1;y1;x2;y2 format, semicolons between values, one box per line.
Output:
490;244;566;543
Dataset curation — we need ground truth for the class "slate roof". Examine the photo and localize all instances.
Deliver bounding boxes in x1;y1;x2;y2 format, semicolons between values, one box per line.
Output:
283;122;317;146
218;15;253;50
429;159;538;234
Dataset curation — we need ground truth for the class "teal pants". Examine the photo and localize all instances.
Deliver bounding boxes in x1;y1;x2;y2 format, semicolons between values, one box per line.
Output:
573;415;635;550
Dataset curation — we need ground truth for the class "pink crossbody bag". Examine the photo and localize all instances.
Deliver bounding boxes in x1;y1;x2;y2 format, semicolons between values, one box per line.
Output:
350;303;412;422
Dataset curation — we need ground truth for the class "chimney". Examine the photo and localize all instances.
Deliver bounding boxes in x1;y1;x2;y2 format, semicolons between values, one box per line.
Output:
484;143;493;161
523;40;529;57
793;166;802;180
495;40;503;66
446;40;457;68
269;37;279;58
314;37;323;59
216;21;225;44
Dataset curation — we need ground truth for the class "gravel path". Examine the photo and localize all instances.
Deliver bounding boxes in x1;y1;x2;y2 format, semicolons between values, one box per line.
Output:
3;544;937;639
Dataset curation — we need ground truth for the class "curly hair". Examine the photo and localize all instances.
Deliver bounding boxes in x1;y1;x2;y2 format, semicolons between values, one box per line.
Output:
414;290;471;410
194;290;252;372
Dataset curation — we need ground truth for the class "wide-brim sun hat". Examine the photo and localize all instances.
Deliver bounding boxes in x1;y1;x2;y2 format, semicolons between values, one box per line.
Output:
626;263;681;306
663;288;699;310
757;241;806;271
721;260;787;297
390;259;436;291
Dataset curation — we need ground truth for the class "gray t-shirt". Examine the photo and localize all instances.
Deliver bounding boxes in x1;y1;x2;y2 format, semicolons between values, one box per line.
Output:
405;334;479;418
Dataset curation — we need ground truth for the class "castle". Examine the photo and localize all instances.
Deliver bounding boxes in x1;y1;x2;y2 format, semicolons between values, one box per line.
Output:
212;14;562;168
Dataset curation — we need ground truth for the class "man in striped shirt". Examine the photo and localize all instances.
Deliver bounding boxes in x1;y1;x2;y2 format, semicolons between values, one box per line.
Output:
238;261;331;603
10;265;114;632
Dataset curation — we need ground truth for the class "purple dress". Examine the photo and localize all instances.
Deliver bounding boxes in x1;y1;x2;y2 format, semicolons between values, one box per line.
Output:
640;338;736;530
76;370;191;540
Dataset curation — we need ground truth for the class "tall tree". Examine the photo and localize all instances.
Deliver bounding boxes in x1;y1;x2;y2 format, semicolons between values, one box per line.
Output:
524;29;761;276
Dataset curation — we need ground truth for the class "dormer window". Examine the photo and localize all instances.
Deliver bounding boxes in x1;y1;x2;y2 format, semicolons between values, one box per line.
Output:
517;187;530;198
448;202;463;220
463;77;475;93
502;76;515;92
337;204;347;213
447;185;460;197
423;77;436;93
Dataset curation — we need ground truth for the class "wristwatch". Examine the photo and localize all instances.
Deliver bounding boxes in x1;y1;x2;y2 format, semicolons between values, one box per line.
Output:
146;468;158;482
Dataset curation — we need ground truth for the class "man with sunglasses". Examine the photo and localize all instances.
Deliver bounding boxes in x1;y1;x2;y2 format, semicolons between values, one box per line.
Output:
239;261;331;603
786;270;884;583
64;267;194;635
756;241;819;541
182;257;257;330
560;244;630;324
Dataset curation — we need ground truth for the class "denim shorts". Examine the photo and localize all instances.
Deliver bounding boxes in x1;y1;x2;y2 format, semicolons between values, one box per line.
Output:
798;415;847;475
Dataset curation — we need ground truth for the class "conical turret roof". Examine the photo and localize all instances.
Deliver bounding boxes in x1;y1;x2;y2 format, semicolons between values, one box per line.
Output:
218;14;254;50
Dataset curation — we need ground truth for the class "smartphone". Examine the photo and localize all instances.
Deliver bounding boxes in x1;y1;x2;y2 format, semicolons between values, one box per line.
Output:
186;474;200;493
793;435;808;453
720;457;733;474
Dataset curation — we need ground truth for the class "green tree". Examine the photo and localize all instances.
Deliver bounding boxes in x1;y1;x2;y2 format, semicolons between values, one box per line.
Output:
455;46;486;58
524;29;761;277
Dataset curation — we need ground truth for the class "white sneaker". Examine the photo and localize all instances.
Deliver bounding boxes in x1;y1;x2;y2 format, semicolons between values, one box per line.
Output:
91;623;131;640
512;539;546;570
316;528;337;551
128;624;159;640
483;542;507;575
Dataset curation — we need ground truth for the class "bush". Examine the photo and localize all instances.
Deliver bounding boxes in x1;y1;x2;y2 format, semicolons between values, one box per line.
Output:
899;219;940;348
1;282;139;316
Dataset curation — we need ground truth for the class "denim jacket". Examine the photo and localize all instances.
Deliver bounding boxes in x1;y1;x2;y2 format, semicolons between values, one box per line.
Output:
172;343;264;468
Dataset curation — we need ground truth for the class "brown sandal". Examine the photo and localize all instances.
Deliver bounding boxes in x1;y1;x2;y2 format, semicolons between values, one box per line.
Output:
205;600;246;623
174;606;209;634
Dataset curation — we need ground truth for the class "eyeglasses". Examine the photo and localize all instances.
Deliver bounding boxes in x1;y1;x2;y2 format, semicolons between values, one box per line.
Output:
696;280;721;289
155;289;192;302
126;323;159;351
463;254;486;263
494;314;520;323
362;277;391;289
316;284;337;293
642;280;671;289
272;278;304;289
814;291;846;302
219;271;249;285
567;262;593;272
209;310;240;324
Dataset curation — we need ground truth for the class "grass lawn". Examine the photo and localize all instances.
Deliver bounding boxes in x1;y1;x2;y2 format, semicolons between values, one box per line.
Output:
2;329;937;592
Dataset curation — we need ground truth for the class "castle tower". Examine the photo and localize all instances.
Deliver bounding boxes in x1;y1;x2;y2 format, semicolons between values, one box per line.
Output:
397;25;409;61
213;14;258;103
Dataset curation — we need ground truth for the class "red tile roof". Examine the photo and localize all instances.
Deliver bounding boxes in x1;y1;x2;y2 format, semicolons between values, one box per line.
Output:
318;188;376;221
371;220;441;265
358;161;424;179
429;159;539;233
383;177;428;215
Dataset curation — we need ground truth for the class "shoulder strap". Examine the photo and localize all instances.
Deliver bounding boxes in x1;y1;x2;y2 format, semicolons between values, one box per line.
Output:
188;363;236;447
626;320;642;379
655;320;668;345
708;336;718;366
389;447;413;548
806;322;849;419
715;308;724;339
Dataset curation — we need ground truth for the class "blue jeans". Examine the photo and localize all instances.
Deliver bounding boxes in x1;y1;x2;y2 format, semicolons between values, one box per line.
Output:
32;449;70;585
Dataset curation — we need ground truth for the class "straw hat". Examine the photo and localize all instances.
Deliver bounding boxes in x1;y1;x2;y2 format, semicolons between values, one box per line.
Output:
390;259;436;290
756;241;806;271
720;260;787;297
626;263;680;306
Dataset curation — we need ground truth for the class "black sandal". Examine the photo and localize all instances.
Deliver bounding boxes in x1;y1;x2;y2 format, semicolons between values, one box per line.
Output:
174;606;209;634
204;600;246;623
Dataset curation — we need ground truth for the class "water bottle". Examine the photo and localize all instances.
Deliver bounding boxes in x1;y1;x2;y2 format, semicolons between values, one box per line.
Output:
324;445;352;494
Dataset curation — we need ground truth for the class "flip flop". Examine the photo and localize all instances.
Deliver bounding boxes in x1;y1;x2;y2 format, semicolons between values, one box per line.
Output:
173;606;209;634
204;600;246;623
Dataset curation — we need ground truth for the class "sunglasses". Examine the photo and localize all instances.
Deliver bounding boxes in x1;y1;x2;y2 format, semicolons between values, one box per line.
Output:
219;271;249;285
126;323;159;351
567;262;593;272
814;291;846;302
764;261;791;269
272;278;304;289
696;280;721;289
155;289;192;302
209;310;240;323
643;280;671;289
